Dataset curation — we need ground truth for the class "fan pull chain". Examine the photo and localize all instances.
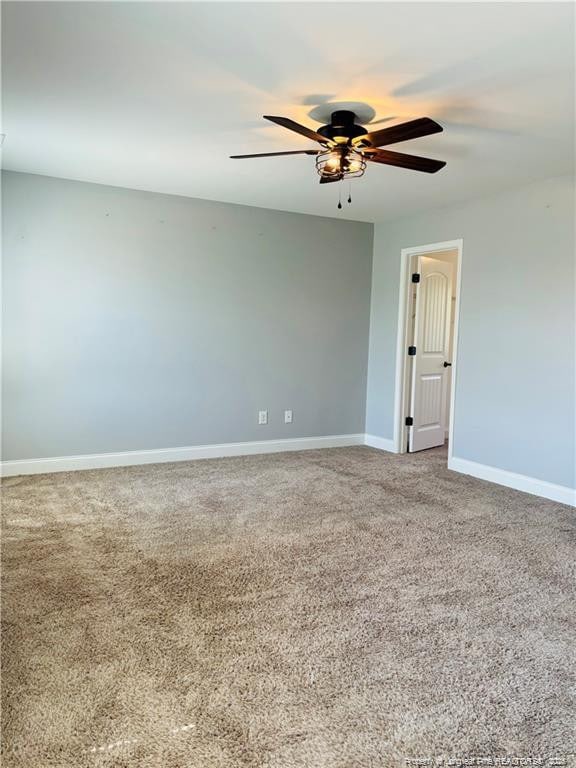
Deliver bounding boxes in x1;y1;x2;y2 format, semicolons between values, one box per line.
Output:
348;180;352;204
337;185;342;210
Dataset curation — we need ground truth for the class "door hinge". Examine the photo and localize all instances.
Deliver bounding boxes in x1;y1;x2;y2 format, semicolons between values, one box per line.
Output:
411;273;421;283
408;346;416;356
405;416;414;426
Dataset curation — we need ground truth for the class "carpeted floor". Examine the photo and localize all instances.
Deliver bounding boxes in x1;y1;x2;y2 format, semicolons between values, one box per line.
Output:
2;446;575;767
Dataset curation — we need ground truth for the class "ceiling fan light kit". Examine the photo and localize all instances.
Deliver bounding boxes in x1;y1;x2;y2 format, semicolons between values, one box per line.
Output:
230;108;446;208
315;147;366;181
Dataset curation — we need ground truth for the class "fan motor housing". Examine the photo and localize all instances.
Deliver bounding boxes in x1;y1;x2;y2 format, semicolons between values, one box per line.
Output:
317;110;368;144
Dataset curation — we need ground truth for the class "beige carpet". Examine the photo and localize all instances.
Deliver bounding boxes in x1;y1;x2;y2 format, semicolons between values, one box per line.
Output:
2;446;575;767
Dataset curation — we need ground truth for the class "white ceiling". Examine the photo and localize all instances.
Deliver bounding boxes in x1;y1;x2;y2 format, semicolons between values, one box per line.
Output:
2;2;574;223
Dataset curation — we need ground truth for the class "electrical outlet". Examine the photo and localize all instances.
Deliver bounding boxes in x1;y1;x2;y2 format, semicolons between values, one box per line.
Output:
284;409;293;424
258;410;268;425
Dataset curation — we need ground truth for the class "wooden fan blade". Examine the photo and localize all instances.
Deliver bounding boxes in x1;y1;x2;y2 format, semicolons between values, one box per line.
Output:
263;115;327;144
319;174;342;184
363;117;443;148
230;150;319;159
367;148;446;173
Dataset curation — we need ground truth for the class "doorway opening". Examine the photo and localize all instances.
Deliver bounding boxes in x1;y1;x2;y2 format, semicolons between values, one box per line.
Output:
393;239;463;459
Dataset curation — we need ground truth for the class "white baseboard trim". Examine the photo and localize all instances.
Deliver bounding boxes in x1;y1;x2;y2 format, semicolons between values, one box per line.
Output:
448;456;576;507
364;434;397;453
5;437;571;506
0;434;366;477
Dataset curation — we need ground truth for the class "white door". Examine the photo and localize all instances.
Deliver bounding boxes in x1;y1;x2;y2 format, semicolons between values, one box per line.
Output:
408;256;453;452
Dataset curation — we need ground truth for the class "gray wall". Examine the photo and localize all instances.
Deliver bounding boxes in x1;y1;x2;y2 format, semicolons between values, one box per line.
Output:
2;171;373;460
366;175;575;489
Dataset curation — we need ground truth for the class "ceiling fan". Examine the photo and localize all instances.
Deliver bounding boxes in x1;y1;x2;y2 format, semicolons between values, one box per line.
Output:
231;110;446;205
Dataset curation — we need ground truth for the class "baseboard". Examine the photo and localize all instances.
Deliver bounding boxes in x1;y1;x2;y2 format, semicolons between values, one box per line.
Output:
0;434;366;477
448;456;575;507
5;438;570;506
364;434;397;453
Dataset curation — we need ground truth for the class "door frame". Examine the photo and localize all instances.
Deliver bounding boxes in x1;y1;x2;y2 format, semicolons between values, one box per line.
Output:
392;238;464;458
